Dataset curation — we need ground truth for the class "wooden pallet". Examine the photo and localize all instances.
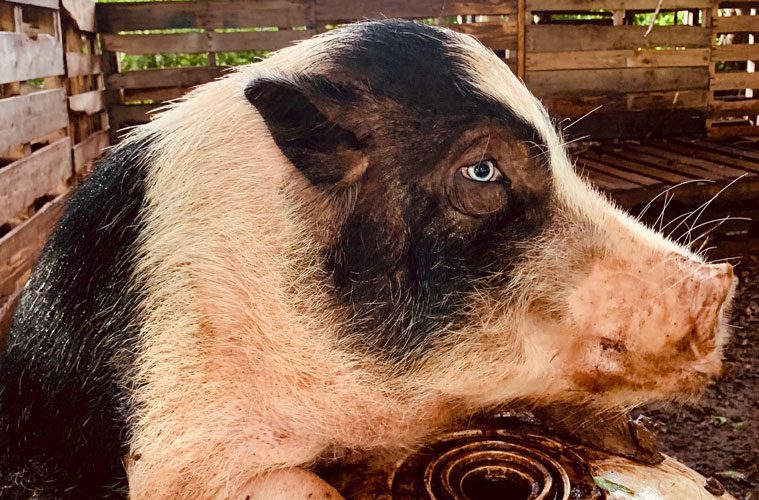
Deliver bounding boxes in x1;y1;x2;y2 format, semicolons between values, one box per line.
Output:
574;136;759;259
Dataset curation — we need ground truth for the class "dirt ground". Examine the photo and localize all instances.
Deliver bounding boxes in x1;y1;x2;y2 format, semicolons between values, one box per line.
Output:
642;255;759;499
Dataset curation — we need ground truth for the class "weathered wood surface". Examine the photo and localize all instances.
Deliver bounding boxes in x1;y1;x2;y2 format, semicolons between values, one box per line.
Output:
526;48;709;71
711;71;759;91
527;0;711;9
315;0;516;20
527;67;710;97
541;90;708;115
5;0;58;10
65;52;101;77
101;29;316;55
68;89;105;115
0;89;68;153
0;195;66;300
62;0;96;32
72;129;108;172
97;1;314;32
712;43;759;62
526;25;710;52
109;103;160;126
0;33;64;85
566;109;705;139
107;67;223;90
0;138;71;224
713;14;758;33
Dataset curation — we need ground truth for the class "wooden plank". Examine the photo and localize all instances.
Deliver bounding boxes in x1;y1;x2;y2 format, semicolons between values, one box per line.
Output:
68;89;104;115
630;142;750;177
72;128;108;172
526;48;710;71
0;288;21;351
579;167;640;191
96;0;312;33
707;124;759;137
694;138;759;162
654;140;759;172
711;71;759;91
65;52;101;77
541;90;708;116
583;150;690;183
710;97;759;116
577;157;659;186
0;89;68;153
0;33;64;85
124;87;185;103
109;104;159;126
315;0;516;22
526;25;710;52
597;144;729;179
6;0;58;9
712;44;759;62
566;109;704;139
0;195;67;300
449;22;518;50
106;67;222;90
526;67;709;97
102;29;315;55
62;0;96;32
0;138;71;224
528;0;711;9
713;14;759;33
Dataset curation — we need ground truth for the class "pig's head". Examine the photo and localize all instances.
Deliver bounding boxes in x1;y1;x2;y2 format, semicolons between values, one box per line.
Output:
245;20;734;413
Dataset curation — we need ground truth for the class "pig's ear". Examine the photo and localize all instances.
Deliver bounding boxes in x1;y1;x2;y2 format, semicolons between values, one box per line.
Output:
244;76;364;187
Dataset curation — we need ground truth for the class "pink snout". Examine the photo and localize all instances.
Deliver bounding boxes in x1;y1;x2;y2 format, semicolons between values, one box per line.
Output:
684;262;734;354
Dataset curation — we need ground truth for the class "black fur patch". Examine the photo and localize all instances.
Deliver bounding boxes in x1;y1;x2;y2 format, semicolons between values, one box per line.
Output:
0;137;152;498
247;20;551;363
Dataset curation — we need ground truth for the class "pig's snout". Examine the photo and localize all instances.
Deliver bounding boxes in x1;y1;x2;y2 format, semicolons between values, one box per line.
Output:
684;262;734;361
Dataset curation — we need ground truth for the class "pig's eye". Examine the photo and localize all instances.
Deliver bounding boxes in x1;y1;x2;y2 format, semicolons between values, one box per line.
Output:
460;160;504;183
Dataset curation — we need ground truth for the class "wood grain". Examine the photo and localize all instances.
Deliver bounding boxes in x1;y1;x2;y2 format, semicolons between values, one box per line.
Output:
0;33;64;85
0;89;68;153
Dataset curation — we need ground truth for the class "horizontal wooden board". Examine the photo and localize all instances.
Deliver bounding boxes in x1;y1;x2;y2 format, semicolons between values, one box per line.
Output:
565;109;705;139
73;129;109;172
541;89;708;115
707;124;759;137
0;33;64;85
527;67;709;97
6;0;58;9
712;43;759;62
711;71;759;91
0;89;68;153
711;97;759;115
102;29;315;55
527;48;709;71
68;89;105;115
315;0;517;21
713;14;759;34
527;0;711;9
124;87;186;104
62;0;96;32
107;66;223;90
0;138;71;224
449;21;517;50
97;1;313;32
109;104;159;126
0;195;66;299
526;25;710;52
66;52;102;77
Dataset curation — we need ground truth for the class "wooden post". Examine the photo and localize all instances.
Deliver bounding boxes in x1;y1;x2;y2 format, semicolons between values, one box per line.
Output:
517;0;525;80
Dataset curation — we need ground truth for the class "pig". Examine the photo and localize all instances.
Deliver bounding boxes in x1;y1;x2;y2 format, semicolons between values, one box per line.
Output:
0;19;734;498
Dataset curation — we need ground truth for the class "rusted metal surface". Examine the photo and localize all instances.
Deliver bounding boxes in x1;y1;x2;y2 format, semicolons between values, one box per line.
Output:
318;414;735;499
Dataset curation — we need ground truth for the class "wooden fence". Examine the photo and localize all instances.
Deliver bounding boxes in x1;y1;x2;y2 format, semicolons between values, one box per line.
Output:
0;0;106;331
96;0;758;139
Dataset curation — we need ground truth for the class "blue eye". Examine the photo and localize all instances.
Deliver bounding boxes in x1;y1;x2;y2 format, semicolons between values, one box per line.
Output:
461;160;503;183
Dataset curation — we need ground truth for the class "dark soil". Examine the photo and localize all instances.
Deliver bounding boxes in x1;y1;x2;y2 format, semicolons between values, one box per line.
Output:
642;255;759;499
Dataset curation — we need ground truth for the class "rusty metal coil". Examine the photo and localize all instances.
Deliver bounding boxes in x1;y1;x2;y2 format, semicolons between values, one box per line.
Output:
389;425;601;500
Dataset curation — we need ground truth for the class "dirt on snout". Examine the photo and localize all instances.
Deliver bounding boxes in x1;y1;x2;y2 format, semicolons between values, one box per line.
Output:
640;255;759;499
